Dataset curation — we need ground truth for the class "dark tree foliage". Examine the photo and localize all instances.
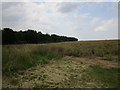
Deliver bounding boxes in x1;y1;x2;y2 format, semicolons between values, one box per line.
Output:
2;28;16;44
2;28;78;45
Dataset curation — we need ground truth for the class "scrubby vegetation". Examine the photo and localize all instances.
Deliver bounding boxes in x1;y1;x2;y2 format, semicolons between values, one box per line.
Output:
2;40;119;88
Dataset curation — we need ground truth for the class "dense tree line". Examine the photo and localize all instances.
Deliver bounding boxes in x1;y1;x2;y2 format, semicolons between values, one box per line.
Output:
2;28;78;44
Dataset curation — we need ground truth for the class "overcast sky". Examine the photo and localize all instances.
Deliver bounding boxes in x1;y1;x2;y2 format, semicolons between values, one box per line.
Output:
1;1;118;40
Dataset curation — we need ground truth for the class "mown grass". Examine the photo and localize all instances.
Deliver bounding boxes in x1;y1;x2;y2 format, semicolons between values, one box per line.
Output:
66;64;119;88
88;65;120;88
2;40;119;75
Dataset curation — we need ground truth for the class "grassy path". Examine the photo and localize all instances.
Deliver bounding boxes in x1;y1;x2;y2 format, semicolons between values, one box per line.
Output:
3;56;119;88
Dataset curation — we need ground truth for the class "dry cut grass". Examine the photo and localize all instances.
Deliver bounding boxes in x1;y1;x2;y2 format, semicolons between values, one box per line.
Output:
3;56;119;88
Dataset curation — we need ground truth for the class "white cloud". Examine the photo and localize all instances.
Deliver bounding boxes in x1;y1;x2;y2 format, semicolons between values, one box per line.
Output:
0;3;2;28
57;2;81;13
94;18;118;32
1;0;119;2
2;2;57;31
107;3;118;12
91;17;101;24
2;2;118;40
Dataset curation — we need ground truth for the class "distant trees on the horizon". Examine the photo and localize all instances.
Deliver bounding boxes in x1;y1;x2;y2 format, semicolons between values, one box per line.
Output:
2;28;78;45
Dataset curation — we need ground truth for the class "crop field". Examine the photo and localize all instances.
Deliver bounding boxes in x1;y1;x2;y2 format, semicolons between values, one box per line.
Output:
2;40;120;88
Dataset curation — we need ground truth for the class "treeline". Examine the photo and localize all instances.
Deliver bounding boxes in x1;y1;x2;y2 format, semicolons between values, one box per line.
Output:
2;28;78;44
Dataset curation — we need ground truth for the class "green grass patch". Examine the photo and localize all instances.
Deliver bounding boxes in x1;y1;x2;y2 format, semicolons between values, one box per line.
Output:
2;47;35;74
89;65;119;88
2;46;63;75
32;48;62;60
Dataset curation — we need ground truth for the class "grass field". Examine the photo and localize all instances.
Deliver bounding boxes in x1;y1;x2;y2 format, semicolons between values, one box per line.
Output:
2;40;120;88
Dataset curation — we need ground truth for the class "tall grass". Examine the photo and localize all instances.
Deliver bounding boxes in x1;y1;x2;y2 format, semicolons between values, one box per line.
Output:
3;40;119;75
2;45;63;75
56;40;118;57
